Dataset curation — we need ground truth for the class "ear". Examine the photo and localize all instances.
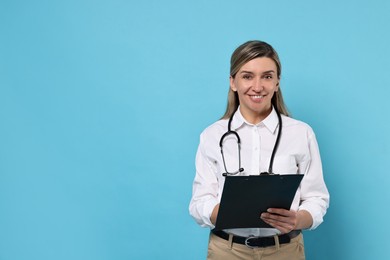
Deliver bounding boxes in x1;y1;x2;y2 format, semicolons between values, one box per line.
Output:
275;80;280;92
230;76;237;91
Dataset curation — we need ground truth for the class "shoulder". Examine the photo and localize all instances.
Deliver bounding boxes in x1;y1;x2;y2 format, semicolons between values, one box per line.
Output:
281;115;316;137
197;119;229;151
200;119;228;138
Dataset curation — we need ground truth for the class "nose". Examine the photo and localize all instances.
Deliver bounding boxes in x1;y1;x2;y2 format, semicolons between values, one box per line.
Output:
252;78;263;92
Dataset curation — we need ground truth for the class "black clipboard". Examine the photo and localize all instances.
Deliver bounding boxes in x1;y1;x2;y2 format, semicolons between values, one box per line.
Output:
215;174;303;230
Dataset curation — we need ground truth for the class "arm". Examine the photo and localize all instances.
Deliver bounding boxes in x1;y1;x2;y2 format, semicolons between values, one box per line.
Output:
189;134;220;228
298;131;330;229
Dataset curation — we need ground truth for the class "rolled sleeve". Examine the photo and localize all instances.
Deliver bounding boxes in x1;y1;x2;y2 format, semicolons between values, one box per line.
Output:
298;132;330;229
189;134;220;229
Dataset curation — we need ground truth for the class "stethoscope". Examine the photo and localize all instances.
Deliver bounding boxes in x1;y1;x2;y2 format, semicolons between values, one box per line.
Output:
219;107;282;176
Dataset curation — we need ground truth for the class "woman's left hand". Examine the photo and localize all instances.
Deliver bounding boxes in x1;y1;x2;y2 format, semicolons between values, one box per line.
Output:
260;208;298;234
260;208;313;234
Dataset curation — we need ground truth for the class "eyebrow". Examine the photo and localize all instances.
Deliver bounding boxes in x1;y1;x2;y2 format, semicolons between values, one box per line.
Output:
239;70;276;74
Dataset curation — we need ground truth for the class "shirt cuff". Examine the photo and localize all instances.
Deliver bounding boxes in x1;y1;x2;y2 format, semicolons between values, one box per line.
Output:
298;204;324;230
199;200;219;229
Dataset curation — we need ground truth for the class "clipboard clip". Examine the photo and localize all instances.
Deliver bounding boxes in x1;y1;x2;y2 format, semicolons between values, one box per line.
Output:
260;171;278;175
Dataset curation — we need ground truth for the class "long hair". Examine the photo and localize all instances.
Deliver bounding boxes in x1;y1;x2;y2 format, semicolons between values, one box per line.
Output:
221;40;290;119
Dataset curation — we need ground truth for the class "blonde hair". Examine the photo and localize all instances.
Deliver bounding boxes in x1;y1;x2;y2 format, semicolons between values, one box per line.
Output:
221;40;290;119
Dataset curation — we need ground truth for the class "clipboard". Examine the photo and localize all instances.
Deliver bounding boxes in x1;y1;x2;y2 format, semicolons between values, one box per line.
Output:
215;174;304;230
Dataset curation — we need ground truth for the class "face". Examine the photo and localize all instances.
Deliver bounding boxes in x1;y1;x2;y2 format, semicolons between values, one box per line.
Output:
230;57;280;124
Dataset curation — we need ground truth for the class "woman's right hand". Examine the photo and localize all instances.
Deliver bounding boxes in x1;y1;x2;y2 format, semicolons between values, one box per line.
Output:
210;204;220;225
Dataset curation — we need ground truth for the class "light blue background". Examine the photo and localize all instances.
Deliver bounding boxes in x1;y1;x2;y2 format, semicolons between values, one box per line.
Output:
1;0;389;259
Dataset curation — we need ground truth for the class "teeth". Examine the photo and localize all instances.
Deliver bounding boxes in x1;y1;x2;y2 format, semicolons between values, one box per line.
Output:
252;95;263;98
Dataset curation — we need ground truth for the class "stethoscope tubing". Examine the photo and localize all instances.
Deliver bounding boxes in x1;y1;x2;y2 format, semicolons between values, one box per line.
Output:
219;107;282;176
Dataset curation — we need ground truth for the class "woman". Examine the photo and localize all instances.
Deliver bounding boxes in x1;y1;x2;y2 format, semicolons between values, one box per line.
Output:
189;40;329;259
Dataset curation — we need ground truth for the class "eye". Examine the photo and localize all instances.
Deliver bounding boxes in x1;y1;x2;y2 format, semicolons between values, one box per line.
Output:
262;74;273;80
242;74;252;80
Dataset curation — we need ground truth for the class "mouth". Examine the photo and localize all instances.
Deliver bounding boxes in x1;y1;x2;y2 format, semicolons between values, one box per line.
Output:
249;95;264;102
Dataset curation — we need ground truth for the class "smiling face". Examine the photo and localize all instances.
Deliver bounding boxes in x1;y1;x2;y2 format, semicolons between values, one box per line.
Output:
230;57;280;124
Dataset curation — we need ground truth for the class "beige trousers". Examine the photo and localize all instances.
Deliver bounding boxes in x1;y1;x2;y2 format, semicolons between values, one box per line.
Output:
207;232;305;260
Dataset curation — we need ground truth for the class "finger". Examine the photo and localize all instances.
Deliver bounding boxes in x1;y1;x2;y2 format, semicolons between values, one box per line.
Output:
261;218;295;234
267;208;295;217
261;212;293;225
261;213;297;232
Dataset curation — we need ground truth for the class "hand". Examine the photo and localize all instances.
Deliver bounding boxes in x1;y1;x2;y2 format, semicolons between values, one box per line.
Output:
260;208;298;234
210;204;220;225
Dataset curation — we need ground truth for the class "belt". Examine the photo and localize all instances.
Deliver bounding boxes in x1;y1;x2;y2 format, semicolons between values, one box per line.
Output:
211;229;301;248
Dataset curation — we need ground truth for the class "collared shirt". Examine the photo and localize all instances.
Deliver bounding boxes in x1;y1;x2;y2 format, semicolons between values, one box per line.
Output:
189;107;329;237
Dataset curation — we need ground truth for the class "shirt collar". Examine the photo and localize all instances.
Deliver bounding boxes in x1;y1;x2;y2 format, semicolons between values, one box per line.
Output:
231;106;279;134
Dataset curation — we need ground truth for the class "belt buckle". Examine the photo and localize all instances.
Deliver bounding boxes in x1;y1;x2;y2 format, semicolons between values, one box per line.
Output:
244;236;259;249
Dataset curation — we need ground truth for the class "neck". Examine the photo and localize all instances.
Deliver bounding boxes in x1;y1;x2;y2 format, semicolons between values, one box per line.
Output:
240;107;272;124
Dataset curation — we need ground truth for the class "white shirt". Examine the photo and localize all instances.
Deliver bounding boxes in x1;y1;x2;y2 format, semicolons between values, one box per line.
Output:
189;107;329;237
